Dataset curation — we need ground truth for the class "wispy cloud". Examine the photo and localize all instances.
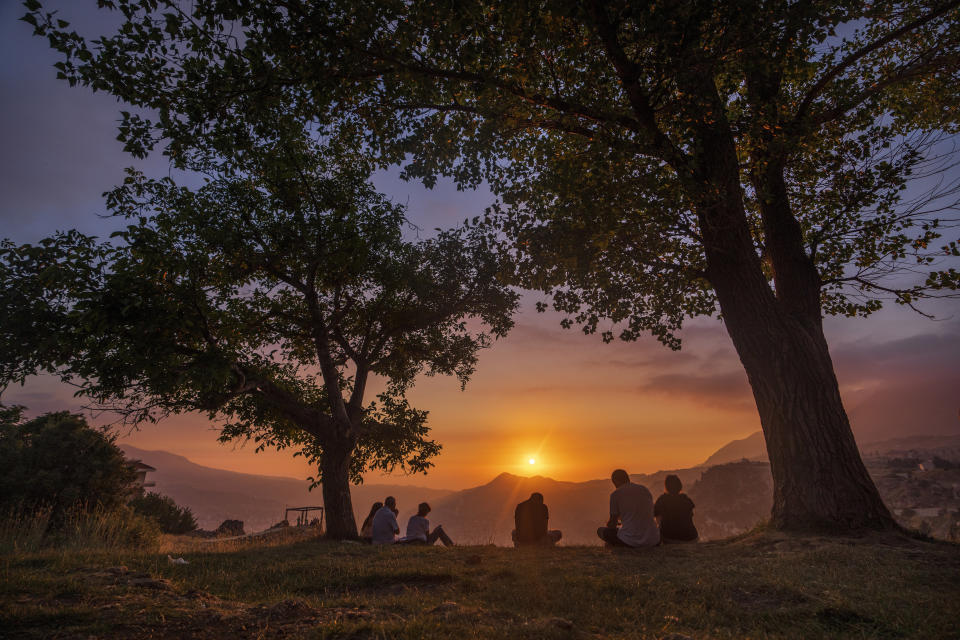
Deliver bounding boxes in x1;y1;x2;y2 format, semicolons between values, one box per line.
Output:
637;370;754;410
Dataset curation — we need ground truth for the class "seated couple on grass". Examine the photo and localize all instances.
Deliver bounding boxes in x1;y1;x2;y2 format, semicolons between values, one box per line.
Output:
364;496;455;547
597;469;698;548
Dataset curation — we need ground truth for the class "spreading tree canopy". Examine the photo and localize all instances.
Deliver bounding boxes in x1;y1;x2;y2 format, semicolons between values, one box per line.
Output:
0;112;518;538
18;0;960;531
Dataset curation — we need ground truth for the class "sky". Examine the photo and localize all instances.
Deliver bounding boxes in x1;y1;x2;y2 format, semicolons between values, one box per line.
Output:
2;3;958;490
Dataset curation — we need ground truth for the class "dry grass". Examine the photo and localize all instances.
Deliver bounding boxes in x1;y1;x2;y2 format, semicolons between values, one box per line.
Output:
2;528;958;639
158;526;322;554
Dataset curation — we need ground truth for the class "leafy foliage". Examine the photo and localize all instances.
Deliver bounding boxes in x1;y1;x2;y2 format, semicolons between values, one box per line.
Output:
15;0;959;530
0;100;517;536
129;492;197;534
21;0;958;341
0;408;137;522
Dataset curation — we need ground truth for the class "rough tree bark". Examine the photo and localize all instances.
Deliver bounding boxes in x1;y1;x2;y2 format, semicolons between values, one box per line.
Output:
319;440;359;539
255;373;362;538
691;116;897;532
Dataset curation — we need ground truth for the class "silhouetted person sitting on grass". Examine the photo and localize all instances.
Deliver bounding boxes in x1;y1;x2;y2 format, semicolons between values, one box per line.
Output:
371;496;400;545
512;492;562;546
398;502;455;546
597;469;660;548
359;501;382;543
654;474;698;543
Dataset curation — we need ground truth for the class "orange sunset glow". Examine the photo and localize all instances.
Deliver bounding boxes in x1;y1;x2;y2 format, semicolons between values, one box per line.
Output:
1;3;958;496
3;4;960;637
105;311;764;488
11;299;957;491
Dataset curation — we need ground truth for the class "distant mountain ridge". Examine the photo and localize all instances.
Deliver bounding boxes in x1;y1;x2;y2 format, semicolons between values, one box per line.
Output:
701;431;767;466
120;445;453;532
426;462;771;545
700;431;960;467
124;431;959;542
427;470;686;545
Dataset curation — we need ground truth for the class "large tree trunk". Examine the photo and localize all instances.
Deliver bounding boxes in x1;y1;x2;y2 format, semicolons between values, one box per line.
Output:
719;287;896;531
320;441;358;539
690;121;896;532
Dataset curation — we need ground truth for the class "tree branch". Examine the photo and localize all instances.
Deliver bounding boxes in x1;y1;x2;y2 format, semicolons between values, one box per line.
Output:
793;0;960;124
811;49;960;127
584;0;689;170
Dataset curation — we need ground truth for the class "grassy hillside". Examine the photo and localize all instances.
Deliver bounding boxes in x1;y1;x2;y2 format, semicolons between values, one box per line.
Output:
3;529;958;639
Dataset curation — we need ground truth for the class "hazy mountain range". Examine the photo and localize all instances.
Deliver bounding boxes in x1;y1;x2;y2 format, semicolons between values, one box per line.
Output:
122;431;960;544
119;445;452;532
700;431;768;466
701;431;960;467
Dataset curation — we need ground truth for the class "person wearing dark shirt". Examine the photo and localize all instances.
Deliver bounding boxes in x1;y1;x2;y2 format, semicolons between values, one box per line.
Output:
653;474;698;543
512;492;562;546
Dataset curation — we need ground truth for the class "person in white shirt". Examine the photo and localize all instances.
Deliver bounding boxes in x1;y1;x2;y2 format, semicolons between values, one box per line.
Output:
371;496;401;545
398;502;454;546
596;469;660;548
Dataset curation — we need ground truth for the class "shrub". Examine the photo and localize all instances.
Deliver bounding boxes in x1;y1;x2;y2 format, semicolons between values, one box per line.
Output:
130;492;197;534
0;407;136;524
0;505;160;552
0;506;52;554
57;505;161;550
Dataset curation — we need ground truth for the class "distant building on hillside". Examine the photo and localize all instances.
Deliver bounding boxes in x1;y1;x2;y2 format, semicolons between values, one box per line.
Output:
127;459;156;496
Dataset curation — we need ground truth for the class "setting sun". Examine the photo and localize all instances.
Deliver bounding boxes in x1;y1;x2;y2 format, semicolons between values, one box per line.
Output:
528;458;536;465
